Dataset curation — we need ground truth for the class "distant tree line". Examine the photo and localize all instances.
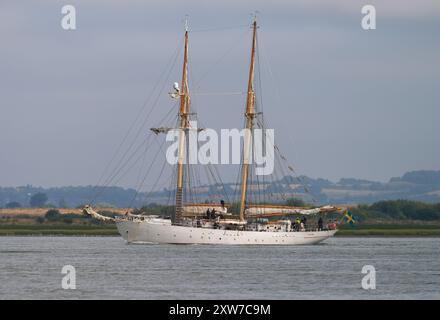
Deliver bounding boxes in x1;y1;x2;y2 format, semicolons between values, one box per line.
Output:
7;199;439;226
2;170;440;208
351;200;440;221
2;192;440;222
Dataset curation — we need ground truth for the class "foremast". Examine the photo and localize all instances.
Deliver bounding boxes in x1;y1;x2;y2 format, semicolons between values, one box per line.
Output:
175;23;190;225
239;19;258;221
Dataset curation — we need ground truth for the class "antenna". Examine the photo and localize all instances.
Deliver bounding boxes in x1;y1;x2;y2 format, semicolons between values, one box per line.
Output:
250;10;259;25
184;14;189;32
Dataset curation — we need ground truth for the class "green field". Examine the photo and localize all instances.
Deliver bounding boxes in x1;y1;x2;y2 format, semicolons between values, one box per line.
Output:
336;224;440;236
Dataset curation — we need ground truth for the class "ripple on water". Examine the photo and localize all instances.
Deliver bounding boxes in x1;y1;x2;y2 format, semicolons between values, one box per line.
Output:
0;236;439;299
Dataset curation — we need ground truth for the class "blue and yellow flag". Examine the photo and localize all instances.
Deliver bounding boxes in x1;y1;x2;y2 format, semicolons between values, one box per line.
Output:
342;210;355;225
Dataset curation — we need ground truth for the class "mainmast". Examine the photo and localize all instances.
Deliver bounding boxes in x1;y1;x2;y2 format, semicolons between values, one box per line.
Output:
239;19;258;221
175;22;190;225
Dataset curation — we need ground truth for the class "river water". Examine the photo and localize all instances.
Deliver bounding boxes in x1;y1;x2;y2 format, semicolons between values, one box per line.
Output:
0;236;438;299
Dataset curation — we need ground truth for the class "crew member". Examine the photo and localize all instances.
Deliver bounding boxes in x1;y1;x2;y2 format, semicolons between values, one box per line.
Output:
318;217;323;231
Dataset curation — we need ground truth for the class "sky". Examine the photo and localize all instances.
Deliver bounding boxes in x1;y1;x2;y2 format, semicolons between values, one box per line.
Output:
1;0;439;189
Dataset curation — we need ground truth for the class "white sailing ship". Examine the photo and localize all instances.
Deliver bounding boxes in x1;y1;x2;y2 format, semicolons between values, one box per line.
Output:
84;18;346;245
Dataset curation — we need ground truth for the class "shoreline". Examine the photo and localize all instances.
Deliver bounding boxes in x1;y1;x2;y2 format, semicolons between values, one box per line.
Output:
1;224;440;237
0;224;118;236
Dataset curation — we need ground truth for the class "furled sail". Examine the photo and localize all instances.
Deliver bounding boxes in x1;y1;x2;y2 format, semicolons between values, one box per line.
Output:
83;205;115;222
245;205;340;216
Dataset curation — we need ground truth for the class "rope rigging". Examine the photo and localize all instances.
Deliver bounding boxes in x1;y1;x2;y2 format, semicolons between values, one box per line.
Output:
89;20;317;213
239;28;319;208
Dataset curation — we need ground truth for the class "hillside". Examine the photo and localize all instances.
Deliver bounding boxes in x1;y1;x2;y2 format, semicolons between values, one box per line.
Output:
1;170;440;208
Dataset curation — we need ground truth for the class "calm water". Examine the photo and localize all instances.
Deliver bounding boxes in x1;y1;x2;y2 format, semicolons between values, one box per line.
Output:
0;236;439;299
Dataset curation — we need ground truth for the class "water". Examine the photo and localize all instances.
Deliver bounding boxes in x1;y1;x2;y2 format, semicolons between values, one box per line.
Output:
0;236;439;299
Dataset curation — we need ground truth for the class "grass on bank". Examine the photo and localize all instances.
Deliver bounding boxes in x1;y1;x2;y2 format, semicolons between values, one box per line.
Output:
0;224;118;236
336;224;440;236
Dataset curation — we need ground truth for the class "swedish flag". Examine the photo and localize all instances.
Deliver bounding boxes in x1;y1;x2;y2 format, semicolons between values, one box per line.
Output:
342;210;355;225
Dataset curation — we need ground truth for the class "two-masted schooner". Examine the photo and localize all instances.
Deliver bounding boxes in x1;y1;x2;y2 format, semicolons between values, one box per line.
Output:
84;18;345;245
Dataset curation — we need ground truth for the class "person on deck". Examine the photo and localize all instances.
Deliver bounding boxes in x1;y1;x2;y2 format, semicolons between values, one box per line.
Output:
301;217;307;230
295;217;301;231
318;217;323;231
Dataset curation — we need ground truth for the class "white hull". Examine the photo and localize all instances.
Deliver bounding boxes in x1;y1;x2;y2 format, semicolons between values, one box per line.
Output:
116;218;337;245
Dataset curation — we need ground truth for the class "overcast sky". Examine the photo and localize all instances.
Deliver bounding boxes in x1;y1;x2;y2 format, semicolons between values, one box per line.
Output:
1;0;439;189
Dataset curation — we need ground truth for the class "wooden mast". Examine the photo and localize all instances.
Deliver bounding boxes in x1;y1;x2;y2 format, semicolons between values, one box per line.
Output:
239;19;257;221
175;23;190;224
